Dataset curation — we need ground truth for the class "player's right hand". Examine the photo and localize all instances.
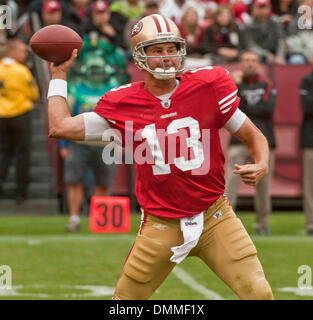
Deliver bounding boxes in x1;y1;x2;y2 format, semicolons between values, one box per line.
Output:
50;49;78;80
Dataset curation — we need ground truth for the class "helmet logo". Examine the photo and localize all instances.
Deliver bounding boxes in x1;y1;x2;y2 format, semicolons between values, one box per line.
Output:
131;21;143;37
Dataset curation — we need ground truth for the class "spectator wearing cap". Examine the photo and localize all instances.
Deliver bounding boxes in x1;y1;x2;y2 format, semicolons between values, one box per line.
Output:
245;0;285;64
110;0;145;20
41;0;62;26
85;0;128;49
28;0;69;31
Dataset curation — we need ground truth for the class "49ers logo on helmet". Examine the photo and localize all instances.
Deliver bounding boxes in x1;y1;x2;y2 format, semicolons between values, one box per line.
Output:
131;21;143;37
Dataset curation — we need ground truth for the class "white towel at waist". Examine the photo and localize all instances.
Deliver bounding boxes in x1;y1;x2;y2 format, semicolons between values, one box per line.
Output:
170;212;204;264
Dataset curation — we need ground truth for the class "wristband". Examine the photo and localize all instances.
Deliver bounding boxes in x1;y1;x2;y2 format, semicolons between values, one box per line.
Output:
47;79;68;100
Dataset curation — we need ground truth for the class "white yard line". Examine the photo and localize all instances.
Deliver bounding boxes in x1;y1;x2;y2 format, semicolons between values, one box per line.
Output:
0;234;136;243
0;234;311;243
173;266;224;300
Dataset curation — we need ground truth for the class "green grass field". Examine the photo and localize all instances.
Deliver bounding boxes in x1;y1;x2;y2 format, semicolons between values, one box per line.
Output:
0;212;312;300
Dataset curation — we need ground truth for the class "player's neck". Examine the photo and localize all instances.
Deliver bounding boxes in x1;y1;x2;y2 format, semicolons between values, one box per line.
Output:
144;74;178;97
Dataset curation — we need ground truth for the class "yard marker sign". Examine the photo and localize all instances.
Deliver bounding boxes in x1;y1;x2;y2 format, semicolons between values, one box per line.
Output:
89;197;130;233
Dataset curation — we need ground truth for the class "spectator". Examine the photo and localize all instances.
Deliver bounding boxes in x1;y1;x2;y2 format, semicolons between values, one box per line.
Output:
28;0;69;31
245;0;285;64
225;50;276;236
285;0;313;64
202;5;246;63
110;0;145;20
160;0;205;24
178;6;206;55
70;0;90;18
231;0;252;25
272;0;298;17
272;0;298;33
64;0;91;36
0;30;6;59
62;35;128;231
0;38;39;203
85;0;128;49
299;70;313;236
41;0;62;26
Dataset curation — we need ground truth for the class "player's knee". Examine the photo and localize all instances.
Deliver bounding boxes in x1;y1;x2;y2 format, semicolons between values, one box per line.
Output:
253;278;274;300
238;277;274;300
114;279;153;300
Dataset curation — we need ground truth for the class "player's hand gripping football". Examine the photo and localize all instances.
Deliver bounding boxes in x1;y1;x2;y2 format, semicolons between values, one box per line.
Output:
50;49;78;80
233;162;268;186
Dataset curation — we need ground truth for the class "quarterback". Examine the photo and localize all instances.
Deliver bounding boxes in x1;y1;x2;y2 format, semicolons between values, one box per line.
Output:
47;14;274;300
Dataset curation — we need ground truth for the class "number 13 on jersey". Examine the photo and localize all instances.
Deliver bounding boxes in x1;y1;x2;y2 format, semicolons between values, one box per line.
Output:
89;197;130;233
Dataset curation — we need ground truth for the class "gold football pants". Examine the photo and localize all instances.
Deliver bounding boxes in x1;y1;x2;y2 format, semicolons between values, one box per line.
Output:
114;196;274;300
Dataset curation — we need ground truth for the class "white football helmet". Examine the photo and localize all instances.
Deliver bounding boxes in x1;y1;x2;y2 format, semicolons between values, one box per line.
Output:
130;14;186;80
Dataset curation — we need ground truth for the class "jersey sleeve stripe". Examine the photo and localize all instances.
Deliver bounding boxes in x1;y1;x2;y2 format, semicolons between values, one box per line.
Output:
221;106;232;114
218;89;238;105
220;96;237;110
190;66;213;73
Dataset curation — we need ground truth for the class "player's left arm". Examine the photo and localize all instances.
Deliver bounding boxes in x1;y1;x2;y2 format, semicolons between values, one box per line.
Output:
232;116;269;186
213;66;269;186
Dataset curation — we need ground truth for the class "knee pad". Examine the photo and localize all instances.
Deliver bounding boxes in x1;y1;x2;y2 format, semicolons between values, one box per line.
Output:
216;217;257;261
124;235;167;283
114;235;174;300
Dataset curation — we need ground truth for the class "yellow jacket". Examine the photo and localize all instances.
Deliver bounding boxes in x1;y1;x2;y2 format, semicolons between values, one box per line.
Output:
0;58;39;117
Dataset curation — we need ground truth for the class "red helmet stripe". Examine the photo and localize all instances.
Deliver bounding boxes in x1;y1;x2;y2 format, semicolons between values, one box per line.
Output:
163;16;171;32
152;15;162;33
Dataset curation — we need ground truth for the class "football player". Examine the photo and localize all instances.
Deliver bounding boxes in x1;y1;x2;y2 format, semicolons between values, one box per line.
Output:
47;14;274;300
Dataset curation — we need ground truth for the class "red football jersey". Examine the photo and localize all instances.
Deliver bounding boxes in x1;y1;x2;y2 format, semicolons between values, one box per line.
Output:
94;66;240;218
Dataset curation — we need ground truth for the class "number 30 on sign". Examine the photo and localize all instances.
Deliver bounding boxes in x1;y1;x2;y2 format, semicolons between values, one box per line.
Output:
89;197;130;233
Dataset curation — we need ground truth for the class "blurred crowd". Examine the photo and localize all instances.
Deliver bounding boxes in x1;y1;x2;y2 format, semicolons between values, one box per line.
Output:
0;0;312;64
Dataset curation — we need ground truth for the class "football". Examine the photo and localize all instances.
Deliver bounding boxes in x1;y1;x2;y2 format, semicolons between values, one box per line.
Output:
30;24;83;63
